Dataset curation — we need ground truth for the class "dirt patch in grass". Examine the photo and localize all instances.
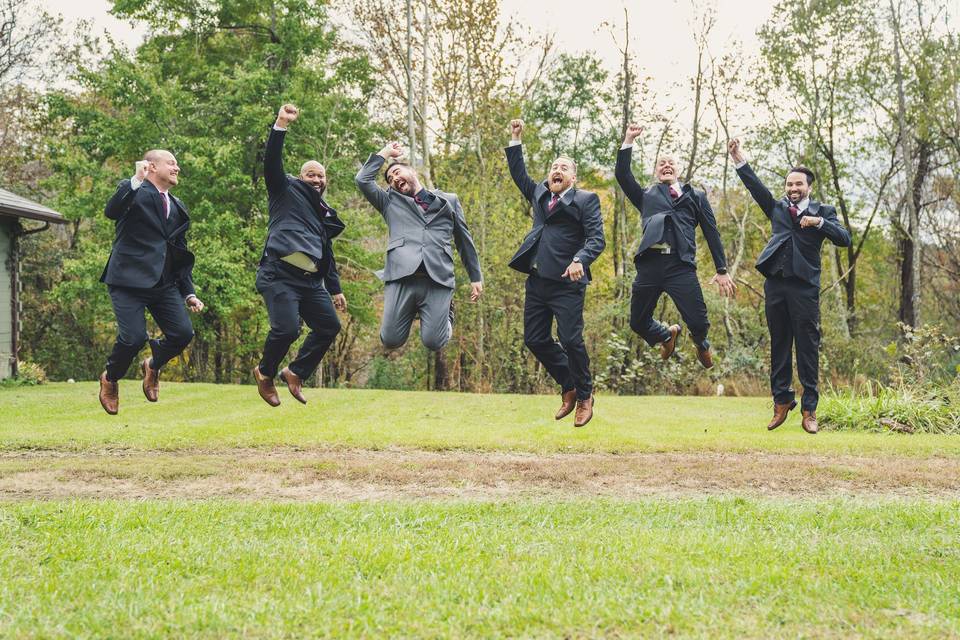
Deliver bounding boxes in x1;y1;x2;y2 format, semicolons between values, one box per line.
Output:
1;448;959;501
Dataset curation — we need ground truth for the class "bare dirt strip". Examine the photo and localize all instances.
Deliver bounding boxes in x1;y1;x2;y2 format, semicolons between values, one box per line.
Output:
2;448;960;501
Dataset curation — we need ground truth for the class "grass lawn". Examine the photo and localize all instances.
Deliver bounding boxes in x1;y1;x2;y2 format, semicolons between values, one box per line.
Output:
2;499;959;639
3;382;960;456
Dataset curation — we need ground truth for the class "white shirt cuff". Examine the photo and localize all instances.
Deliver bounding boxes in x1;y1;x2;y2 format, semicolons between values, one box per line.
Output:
734;159;748;169
508;140;522;147
130;176;143;189
273;124;287;131
816;217;825;229
621;142;633;150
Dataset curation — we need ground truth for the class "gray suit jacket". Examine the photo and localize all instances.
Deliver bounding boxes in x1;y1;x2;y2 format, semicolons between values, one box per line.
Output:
355;154;483;289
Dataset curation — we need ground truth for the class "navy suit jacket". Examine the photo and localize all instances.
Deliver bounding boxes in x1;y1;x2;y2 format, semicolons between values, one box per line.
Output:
262;127;345;294
100;179;195;298
615;146;726;271
736;162;851;287
504;144;605;283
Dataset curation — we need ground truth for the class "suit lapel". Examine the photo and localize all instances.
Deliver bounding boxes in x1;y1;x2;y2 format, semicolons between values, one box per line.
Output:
424;190;446;222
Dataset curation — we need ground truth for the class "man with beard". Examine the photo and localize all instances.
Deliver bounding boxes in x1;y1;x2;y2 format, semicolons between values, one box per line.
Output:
504;119;605;428
728;138;851;433
98;150;205;415
616;123;735;369
355;141;483;353
251;104;347;406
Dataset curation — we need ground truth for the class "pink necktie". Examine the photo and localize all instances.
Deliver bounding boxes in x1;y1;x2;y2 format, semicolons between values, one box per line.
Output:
669;185;680;200
162;192;170;219
548;194;559;211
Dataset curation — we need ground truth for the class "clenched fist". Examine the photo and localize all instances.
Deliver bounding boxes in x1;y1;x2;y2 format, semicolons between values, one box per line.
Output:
276;104;299;128
378;141;404;159
510;119;524;141
727;138;745;164
623;123;644;144
134;160;148;181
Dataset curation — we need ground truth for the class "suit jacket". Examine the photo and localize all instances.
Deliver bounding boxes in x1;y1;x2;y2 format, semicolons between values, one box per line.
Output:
504;144;605;283
100;179;196;297
262;127;345;294
355;153;482;289
736;162;851;287
615;146;726;271
737;164;852;287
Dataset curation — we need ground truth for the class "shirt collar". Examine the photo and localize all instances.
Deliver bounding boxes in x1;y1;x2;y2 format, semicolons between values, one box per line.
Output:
550;186;573;200
791;197;810;212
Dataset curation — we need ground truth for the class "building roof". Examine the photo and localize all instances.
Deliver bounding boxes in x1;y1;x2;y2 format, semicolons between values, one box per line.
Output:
0;186;66;224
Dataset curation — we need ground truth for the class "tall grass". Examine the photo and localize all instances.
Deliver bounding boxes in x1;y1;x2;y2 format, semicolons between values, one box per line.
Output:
820;381;960;434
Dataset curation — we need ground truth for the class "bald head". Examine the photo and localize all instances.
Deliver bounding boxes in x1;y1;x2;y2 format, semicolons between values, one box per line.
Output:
299;160;327;194
143;149;179;189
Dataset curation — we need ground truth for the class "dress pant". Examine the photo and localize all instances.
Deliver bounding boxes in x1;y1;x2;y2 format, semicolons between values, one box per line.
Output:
256;261;341;379
764;275;821;411
523;273;592;401
380;274;454;352
105;283;194;381
629;251;710;349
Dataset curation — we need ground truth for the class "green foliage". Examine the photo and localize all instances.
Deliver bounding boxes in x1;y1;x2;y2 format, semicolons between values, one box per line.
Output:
820;381;960;435
0;362;47;387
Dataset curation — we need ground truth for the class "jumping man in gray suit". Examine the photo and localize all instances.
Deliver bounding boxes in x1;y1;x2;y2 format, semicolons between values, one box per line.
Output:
355;141;483;351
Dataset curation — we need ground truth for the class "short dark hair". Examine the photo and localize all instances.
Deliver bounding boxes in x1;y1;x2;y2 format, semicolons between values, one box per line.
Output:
384;161;410;183
787;166;816;186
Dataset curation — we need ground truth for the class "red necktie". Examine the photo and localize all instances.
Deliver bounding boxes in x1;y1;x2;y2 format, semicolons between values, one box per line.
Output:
414;194;429;213
548;194;559;211
788;205;799;223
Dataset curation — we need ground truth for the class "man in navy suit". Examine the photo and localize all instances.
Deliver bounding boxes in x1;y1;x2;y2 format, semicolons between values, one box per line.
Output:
505;119;605;427
616;123;736;369
728;138;852;433
252;104;347;407
98;151;205;414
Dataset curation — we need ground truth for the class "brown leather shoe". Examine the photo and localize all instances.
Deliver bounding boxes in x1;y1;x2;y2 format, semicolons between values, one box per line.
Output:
99;371;119;415
801;410;819;434
573;395;594;428
252;366;281;407
660;325;681;360
141;358;159;402
766;400;797;431
280;367;307;404
696;346;714;369
555;389;577;420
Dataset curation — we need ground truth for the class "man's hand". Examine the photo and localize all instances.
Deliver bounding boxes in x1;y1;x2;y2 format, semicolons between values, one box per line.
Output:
134;160;148;181
727;138;746;164
332;293;347;311
276;104;299;128
562;260;585;282
185;295;205;313
469;282;483;302
378;141;403;160
510;119;524;142
709;273;737;298
799;215;822;229
623;123;644;145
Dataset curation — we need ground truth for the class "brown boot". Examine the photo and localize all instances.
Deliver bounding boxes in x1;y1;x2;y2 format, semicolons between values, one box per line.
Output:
696;345;714;369
555;389;577;420
573;395;594;428
141;358;159;402
252;366;281;407
801;410;819;434
280;367;307;404
660;325;681;360
766;400;797;431
98;371;119;415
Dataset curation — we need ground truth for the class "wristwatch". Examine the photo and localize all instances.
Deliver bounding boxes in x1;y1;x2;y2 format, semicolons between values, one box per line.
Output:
716;268;727;275
572;257;581;264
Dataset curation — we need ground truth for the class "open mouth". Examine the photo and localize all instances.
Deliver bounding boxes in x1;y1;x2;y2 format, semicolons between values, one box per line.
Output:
395;178;407;191
551;175;563;184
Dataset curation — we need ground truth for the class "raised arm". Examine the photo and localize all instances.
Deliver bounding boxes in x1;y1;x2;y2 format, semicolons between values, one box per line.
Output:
729;138;776;218
355;142;402;213
503;119;537;202
104;161;147;220
615;123;646;212
451;195;483;284
265;104;299;197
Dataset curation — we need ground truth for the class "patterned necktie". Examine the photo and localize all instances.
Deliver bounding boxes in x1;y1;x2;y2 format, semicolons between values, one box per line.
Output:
669;184;680;200
548;193;560;211
788;204;799;223
414;194;429;213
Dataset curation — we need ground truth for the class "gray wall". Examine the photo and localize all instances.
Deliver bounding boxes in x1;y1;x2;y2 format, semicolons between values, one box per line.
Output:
0;218;13;379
